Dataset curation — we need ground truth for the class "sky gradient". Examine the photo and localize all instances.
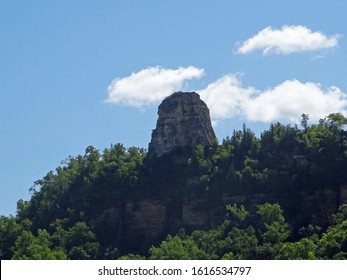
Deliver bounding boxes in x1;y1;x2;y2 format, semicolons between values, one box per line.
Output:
1;0;347;215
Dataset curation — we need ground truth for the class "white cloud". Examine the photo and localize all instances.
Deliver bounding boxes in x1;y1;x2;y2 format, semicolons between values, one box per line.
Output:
198;74;256;119
243;80;347;122
106;66;204;107
198;75;347;123
105;67;347;124
235;25;339;55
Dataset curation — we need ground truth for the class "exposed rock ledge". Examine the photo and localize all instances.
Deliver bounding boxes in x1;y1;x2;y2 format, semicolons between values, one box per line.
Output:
148;92;216;157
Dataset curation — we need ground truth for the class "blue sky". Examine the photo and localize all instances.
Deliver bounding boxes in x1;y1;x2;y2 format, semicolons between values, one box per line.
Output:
1;0;347;216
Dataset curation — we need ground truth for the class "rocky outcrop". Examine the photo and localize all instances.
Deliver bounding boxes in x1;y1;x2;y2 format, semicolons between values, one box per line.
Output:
148;92;216;157
125;200;167;239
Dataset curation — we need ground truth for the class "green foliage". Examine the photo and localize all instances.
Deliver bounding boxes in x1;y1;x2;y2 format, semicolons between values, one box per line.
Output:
149;230;209;260
224;226;258;259
332;204;347;224
0;216;22;259
317;220;347;259
221;252;236;260
149;202;333;260
225;204;249;228
49;220;99;259
190;226;228;259
257;203;290;244
118;254;146;260
12;229;67;260
317;204;347;259
276;238;317;260
1;114;347;259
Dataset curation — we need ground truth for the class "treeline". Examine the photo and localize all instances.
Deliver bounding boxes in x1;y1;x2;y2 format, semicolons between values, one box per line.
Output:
0;113;347;259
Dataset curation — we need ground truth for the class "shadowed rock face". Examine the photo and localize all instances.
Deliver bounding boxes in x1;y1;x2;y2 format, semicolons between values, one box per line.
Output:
148;91;216;157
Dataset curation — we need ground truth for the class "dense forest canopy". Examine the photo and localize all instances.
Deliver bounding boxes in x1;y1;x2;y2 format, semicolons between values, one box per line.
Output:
1;113;347;259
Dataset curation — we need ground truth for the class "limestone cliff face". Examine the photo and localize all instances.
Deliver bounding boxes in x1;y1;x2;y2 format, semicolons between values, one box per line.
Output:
125;200;167;240
148;92;216;157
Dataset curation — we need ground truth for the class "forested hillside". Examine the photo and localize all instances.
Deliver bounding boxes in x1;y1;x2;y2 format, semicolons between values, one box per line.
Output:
1;113;347;259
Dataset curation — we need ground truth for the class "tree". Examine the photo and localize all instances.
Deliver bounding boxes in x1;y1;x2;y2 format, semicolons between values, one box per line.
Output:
12;229;67;260
301;113;309;131
257;203;290;244
223;226;258;259
317;204;347;259
52;221;100;260
0;216;22;259
276;238;317;259
225;204;248;227
118;254;146;260
255;203;291;259
317;220;347;259
149;230;209;260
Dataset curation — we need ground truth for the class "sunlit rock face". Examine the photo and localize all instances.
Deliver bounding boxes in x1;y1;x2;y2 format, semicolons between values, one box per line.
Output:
148;91;216;157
